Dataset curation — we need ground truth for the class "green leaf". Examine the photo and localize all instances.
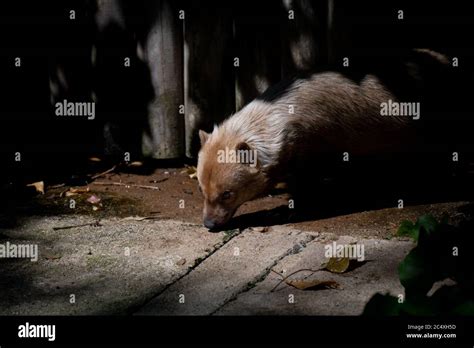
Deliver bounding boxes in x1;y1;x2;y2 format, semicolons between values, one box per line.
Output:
452;300;474;315
415;215;438;237
398;248;435;295
397;215;439;242
397;220;419;241
364;215;474;316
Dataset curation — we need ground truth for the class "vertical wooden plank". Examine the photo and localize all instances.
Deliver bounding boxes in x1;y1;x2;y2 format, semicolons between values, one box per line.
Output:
142;0;184;159
234;0;282;110
326;0;335;65
281;0;329;79
326;0;358;65
95;0;153;160
184;1;234;158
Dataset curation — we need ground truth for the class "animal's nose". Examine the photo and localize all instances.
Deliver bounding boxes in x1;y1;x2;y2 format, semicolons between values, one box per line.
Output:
203;217;216;229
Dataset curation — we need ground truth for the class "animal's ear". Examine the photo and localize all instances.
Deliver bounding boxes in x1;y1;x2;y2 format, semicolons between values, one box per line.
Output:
236;142;251;152
236;142;259;171
199;130;210;146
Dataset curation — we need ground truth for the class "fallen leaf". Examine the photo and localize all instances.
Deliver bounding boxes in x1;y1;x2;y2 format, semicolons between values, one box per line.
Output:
181;165;197;179
64;187;90;197
274;182;287;190
87;195;101;204
324;257;351;273
88;157;102;162
128;161;143;167
286;279;341;290
256;226;270;233
324;258;368;273
27;181;44;194
69;187;90;194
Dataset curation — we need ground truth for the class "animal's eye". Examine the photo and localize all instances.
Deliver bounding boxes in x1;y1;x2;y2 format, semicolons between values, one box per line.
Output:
221;190;232;200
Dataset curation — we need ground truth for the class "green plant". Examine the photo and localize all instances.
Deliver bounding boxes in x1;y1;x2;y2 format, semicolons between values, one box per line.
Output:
364;214;474;315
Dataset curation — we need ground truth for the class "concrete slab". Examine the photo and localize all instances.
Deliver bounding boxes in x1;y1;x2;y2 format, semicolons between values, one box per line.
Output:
215;236;414;315
0;215;224;315
136;226;317;315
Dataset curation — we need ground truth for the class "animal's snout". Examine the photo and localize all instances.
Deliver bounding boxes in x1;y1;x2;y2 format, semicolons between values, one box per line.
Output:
203;217;217;229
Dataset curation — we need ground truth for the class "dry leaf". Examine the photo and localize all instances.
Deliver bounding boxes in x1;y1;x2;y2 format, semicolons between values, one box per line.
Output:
27;181;45;194
324;257;351;273
256;226;270;233
181;165;197;179
128;161;143;167
274;182;287;190
88;157;102;162
286;279;341;290
69;187;90;194
65;187;90;197
87;195;101;204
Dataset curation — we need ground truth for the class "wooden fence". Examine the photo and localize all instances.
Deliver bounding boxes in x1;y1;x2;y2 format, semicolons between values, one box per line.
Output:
4;1;467;165
96;0;337;159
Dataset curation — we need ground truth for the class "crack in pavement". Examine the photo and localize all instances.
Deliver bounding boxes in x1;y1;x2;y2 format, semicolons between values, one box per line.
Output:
129;227;244;315
208;233;317;315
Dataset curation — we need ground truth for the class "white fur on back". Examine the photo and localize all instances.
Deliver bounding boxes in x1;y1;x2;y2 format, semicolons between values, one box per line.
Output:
204;71;411;169
212;100;289;169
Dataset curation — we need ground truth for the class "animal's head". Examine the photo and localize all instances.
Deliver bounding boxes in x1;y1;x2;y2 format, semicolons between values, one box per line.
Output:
197;129;269;230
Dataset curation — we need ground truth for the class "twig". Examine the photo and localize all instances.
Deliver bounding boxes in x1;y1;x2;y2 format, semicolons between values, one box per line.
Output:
91;181;160;190
149;178;168;184
121;215;161;221
270;267;324;292
53;221;102;231
48;183;66;189
271;269;283;278
91;165;117;180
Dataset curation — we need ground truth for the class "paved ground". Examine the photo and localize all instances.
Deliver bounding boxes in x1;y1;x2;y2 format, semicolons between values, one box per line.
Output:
1;167;471;315
1;207;457;316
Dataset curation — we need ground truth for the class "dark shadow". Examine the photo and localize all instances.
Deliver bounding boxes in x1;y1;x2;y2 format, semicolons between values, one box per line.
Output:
183;0;236;157
209;164;474;232
232;0;283;109
95;1;155;162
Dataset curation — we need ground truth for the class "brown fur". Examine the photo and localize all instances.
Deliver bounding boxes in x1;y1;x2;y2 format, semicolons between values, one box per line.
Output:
197;50;449;229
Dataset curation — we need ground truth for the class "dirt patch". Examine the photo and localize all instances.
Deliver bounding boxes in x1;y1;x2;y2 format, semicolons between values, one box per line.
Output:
7;166;472;239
